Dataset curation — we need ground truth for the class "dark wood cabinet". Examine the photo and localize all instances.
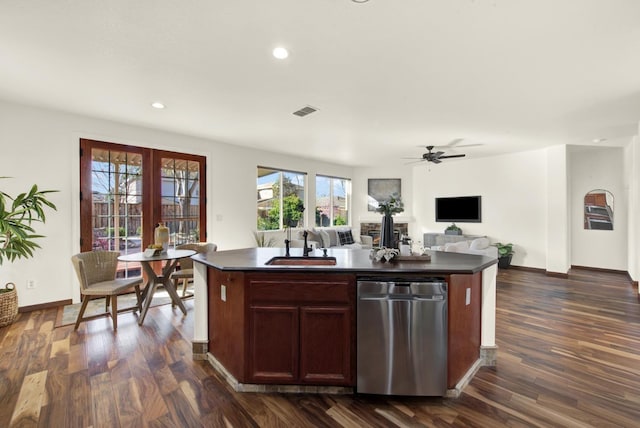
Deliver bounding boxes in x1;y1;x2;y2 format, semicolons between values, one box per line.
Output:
247;273;355;385
299;306;351;384
447;272;482;388
249;305;298;382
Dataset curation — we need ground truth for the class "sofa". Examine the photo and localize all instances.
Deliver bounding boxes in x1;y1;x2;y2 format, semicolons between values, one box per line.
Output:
430;236;498;259
293;228;373;250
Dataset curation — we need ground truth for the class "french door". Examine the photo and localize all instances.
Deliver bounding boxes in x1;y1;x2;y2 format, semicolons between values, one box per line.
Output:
79;139;206;275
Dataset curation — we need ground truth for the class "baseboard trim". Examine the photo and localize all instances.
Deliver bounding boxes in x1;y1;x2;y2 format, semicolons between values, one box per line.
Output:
545;271;569;278
507;265;546;274
206;353;353;394
571;265;628;275
19;299;71;313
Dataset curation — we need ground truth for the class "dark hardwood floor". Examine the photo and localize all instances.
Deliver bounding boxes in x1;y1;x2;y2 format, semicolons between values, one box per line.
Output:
1;267;639;427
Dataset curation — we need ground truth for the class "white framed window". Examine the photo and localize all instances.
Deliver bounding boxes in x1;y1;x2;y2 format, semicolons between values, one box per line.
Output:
316;175;350;227
257;166;306;230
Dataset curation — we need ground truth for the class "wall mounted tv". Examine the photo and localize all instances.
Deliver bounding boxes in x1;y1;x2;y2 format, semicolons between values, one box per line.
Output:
435;196;482;223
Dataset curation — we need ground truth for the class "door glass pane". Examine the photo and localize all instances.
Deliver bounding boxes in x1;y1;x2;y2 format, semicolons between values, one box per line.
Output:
160;157;201;246
90;148;143;277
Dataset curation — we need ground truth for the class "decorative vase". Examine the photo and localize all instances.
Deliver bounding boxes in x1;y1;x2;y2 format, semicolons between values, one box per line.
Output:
154;222;169;251
380;214;395;248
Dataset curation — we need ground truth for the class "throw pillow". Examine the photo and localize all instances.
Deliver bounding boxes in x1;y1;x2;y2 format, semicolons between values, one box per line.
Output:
319;230;331;248
337;230;355;245
469;237;490;250
326;229;339;247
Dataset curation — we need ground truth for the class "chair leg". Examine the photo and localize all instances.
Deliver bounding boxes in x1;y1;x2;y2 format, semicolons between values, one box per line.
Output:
74;296;91;330
134;285;142;312
111;295;118;330
105;296;111;312
172;279;179;307
182;279;188;297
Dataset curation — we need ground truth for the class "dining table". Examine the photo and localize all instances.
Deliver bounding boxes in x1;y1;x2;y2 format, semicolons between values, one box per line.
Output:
118;248;196;325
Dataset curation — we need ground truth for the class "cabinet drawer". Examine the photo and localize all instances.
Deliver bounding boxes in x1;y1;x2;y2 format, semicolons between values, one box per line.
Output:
248;274;354;304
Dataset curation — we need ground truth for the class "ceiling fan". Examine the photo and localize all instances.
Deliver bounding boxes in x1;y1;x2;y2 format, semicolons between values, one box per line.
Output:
414;146;465;164
404;138;482;164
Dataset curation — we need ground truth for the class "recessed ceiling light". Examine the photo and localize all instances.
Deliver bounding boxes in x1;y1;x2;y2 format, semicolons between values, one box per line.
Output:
151;102;165;109
272;47;289;59
352;0;370;3
592;138;607;143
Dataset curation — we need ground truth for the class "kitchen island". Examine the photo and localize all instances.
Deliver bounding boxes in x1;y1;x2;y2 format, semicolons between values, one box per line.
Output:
191;247;498;396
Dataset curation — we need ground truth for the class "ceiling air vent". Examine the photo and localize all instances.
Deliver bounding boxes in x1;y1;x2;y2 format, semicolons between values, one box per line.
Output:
292;106;318;117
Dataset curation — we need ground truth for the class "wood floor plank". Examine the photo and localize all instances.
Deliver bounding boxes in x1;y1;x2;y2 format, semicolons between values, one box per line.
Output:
1;268;640;427
89;372;119;428
67;370;92;428
113;378;144;427
9;370;47;426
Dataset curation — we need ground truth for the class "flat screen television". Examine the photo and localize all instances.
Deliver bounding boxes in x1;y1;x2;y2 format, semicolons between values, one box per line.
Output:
435;196;482;223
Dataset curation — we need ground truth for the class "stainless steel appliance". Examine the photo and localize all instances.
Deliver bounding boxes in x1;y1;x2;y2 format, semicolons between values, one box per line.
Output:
357;278;447;396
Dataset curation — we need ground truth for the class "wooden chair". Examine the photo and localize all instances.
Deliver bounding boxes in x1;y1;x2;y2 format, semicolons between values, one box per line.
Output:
169;243;217;299
71;251;143;330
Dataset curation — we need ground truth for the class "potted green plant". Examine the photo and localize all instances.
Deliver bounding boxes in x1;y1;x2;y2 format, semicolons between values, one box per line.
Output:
0;179;57;326
494;242;514;268
445;223;462;235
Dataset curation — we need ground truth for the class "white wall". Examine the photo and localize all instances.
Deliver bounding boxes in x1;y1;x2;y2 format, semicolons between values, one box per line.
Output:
570;146;627;270
546;145;571;274
625;136;640;285
0;99;352;307
351;166;415;237
410;149;549;269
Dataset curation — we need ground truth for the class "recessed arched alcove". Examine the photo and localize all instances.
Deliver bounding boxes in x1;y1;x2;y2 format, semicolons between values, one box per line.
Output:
584;189;614;230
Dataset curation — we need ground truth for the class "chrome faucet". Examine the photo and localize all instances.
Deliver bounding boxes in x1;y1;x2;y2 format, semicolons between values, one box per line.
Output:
303;231;312;257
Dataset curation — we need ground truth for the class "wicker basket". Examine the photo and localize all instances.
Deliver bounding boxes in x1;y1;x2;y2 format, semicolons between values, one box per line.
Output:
0;282;18;327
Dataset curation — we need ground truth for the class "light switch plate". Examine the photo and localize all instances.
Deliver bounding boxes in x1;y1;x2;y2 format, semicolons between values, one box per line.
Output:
465;288;471;305
221;285;227;302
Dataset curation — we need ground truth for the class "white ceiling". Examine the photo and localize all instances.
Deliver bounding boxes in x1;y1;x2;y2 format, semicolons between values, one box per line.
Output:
1;0;639;167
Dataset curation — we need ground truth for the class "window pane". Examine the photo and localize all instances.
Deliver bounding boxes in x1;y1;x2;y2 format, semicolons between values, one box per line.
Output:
257;167;306;230
333;178;349;225
316;175;350;227
315;175;331;227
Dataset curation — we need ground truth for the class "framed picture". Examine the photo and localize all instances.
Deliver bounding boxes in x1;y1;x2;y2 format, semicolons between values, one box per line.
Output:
368;178;401;212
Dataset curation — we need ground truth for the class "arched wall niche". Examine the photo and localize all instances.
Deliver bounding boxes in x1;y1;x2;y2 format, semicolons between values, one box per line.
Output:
584;189;614;230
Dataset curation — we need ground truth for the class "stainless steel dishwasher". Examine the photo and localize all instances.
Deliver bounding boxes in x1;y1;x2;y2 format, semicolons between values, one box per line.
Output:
357;278;447;396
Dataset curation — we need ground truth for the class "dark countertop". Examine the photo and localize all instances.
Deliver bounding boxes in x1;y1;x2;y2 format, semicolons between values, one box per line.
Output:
193;247;497;275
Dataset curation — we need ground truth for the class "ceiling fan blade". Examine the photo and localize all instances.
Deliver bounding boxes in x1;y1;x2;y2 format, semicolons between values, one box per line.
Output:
401;156;423;160
452;143;483;148
434;151;445;157
404;159;425;165
439;154;466;159
430;158;442;164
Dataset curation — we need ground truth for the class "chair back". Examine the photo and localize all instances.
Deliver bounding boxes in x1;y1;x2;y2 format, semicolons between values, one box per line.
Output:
175;242;217;270
71;251;119;291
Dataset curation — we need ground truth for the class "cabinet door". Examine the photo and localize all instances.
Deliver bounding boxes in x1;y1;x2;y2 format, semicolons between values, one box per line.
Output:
249;305;299;383
299;306;352;385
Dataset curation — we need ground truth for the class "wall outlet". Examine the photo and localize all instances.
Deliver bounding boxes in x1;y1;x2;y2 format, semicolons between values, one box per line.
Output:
221;284;227;302
27;279;36;289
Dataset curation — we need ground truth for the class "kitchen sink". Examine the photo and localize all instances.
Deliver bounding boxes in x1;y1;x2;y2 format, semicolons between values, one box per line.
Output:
265;256;337;266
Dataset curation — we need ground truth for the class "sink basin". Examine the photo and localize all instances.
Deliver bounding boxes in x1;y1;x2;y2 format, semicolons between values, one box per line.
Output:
265;256;337;266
